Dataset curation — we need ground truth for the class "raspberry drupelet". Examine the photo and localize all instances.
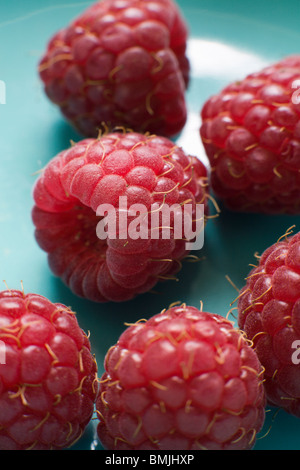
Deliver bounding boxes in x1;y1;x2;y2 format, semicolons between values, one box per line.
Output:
0;289;98;450
38;0;189;138
237;228;300;417
200;55;300;214
96;304;266;450
32;131;209;303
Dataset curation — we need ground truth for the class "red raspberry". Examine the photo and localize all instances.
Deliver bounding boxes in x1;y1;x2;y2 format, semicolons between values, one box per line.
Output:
38;0;189;138
0;289;98;450
237;228;300;417
32;131;209;303
200;55;300;214
96;305;266;450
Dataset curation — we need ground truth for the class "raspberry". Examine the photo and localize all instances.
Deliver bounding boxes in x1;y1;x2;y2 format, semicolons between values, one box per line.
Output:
200;55;300;214
32;131;209;303
237;228;300;417
38;0;189;138
96;305;266;450
0;289;98;450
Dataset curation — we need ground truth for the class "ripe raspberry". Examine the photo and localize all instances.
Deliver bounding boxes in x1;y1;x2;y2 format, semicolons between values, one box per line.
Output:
237;228;300;417
32;131;209;303
38;0;189;138
200;55;300;214
96;305;266;450
0;289;98;450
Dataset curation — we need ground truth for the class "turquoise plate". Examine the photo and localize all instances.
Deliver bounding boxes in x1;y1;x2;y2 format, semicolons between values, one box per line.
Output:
1;0;300;450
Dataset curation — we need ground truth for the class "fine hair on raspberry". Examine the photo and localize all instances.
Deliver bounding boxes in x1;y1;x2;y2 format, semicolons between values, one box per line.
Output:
96;304;266;450
0;289;98;450
38;0;190;138
32;131;209;303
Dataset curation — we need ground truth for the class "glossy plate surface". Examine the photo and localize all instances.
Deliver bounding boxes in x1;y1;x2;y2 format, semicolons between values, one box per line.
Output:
1;0;300;450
